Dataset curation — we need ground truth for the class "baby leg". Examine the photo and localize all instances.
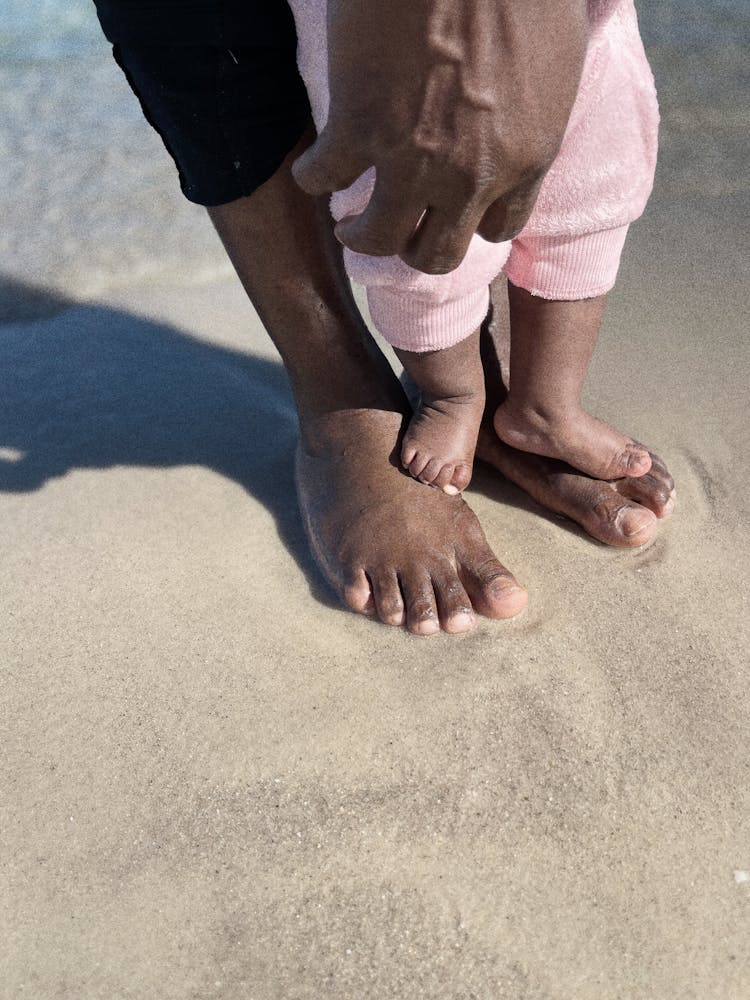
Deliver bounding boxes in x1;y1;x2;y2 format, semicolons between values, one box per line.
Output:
396;331;484;495
489;1;660;480
493;281;651;480
359;242;510;494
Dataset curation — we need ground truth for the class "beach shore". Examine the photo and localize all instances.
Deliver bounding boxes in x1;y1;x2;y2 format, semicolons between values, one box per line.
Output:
3;5;749;997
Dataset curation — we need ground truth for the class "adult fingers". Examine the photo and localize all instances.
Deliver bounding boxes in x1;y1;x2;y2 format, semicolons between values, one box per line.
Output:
334;166;427;257
292;128;372;196
400;202;482;275
476;179;542;244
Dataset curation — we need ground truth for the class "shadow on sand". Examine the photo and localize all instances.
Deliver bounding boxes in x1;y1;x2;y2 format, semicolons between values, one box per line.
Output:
0;276;339;605
0;275;601;614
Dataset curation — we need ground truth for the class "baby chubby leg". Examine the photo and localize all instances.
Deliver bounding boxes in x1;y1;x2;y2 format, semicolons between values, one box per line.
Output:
493;283;652;480
396;329;484;494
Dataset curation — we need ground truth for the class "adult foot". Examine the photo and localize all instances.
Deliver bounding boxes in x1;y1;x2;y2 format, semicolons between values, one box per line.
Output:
296;407;527;633
400;389;485;495
478;424;674;548
492;401;653;481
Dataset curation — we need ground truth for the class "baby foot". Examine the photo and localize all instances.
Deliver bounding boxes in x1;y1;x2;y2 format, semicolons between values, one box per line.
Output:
401;390;485;494
492;401;652;481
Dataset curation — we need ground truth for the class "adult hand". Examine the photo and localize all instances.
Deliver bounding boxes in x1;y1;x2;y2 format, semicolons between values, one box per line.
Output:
293;0;588;274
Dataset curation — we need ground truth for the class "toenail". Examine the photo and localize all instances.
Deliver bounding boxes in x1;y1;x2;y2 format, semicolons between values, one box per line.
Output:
619;509;653;536
443;485;460;496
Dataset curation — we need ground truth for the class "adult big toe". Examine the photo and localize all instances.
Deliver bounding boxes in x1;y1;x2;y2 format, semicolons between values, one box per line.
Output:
455;524;529;619
559;475;659;547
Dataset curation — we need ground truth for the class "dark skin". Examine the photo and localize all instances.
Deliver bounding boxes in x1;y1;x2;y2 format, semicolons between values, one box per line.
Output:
209;136;527;636
477;283;675;547
293;0;589;274
293;0;652;494
493;286;652;480
393;288;653;495
396;330;485;495
208;136;674;634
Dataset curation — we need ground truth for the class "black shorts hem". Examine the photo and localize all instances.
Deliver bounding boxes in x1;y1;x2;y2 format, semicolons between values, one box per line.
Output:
110;35;312;207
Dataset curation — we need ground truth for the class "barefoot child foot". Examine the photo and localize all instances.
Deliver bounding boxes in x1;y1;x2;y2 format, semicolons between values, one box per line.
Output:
395;329;485;494
492;283;652;481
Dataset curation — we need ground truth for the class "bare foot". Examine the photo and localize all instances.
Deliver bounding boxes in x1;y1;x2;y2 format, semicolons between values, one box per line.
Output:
478;315;674;546
492;401;653;481
396;329;484;494
479;426;674;546
296;407;527;633
400;389;485;495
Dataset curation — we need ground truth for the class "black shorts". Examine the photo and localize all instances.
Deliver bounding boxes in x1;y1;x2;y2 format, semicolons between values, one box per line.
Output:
103;3;312;206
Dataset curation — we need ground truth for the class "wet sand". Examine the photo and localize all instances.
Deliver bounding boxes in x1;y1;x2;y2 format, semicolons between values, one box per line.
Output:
3;7;749;998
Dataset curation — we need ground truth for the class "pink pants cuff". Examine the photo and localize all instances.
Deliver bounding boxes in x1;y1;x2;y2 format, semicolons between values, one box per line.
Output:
367;284;491;353
365;224;629;352
290;0;657;352
504;225;631;300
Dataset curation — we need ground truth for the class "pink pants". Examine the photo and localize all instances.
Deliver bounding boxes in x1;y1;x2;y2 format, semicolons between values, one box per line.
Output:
290;0;659;352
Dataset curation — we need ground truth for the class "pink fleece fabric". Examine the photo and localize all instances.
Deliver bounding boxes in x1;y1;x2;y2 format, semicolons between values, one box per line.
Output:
289;0;659;352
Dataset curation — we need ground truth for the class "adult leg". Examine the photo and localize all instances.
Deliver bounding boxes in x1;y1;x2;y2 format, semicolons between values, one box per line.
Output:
208;136;528;633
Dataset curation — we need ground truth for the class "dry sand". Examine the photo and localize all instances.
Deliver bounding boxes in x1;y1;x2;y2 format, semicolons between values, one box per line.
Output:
2;11;749;1000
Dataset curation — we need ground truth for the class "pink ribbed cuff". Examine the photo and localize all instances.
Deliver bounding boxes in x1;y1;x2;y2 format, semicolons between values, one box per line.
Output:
366;285;490;353
503;225;630;300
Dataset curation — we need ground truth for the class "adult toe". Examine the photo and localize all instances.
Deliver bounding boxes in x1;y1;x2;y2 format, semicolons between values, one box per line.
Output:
579;483;658;546
430;566;476;633
343;567;375;615
370;569;406;626
399;570;441;636
457;545;527;620
621;445;652;478
614;451;675;517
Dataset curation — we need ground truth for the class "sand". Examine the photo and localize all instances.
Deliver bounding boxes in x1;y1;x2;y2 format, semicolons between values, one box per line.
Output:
2;6;749;999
